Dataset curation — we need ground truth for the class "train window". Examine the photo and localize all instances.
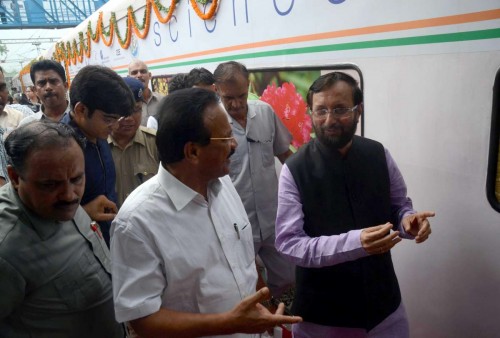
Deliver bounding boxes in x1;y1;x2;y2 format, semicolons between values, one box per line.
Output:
486;68;500;212
247;65;363;151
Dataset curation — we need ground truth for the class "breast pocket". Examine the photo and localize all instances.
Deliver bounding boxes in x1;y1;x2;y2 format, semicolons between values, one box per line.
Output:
53;250;111;310
133;163;157;183
260;140;275;167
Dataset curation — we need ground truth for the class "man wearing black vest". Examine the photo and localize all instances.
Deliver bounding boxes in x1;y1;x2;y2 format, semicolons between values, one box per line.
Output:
275;72;435;337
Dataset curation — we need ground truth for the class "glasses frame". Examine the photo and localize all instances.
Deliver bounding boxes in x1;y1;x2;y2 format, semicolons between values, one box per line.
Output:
209;136;236;144
312;105;359;120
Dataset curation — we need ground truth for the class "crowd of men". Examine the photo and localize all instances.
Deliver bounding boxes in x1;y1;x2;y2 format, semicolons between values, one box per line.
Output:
0;59;434;338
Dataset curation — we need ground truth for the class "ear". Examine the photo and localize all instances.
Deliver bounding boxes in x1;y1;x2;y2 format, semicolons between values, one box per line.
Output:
183;142;200;164
73;102;88;122
355;102;363;122
7;166;20;190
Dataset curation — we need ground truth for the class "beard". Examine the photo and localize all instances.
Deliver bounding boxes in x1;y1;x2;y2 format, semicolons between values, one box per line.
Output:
313;118;358;150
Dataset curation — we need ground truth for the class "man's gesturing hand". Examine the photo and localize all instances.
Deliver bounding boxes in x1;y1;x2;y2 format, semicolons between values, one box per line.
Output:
227;287;302;334
361;222;401;255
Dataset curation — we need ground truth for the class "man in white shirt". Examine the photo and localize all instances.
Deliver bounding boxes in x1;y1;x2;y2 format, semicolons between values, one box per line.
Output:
0;66;23;132
18;60;71;126
111;88;301;338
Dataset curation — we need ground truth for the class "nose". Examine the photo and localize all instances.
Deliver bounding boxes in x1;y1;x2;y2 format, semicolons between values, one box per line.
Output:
42;82;54;91
231;137;238;149
230;99;242;111
324;112;341;125
58;182;78;202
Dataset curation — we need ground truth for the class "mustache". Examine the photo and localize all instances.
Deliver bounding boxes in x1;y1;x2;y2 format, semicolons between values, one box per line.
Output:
228;148;235;159
43;93;56;98
321;123;342;131
54;199;80;208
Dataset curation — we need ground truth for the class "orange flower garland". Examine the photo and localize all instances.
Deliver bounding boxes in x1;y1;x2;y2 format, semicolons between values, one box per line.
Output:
51;0;218;84
189;0;219;20
129;4;151;40
100;18;115;47
111;12;132;49
151;0;176;24
91;13;103;43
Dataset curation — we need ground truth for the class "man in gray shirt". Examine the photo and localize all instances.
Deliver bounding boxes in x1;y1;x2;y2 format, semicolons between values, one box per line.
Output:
0;121;123;338
214;61;295;299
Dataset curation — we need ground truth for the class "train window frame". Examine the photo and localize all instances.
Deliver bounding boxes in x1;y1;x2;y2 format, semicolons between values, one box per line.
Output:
248;64;364;137
486;68;500;213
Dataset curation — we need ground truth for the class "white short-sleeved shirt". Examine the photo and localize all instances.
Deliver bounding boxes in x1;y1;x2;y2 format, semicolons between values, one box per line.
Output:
111;165;258;338
228;100;292;242
0;106;23;133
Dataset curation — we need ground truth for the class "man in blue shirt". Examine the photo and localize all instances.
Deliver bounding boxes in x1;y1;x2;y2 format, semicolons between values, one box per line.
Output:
62;65;134;246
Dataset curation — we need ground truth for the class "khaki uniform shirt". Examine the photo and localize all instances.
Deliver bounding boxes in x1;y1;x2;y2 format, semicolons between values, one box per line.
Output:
141;91;164;126
108;126;159;206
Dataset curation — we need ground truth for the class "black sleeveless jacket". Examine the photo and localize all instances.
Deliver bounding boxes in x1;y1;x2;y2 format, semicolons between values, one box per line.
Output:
286;136;401;330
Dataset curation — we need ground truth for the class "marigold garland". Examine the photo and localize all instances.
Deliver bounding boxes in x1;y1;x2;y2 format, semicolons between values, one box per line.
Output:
52;0;218;83
100;14;115;47
129;4;151;39
189;0;219;20
111;12;131;49
152;0;177;24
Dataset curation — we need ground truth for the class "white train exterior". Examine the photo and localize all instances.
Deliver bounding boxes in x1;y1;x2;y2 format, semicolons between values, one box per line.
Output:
29;1;500;336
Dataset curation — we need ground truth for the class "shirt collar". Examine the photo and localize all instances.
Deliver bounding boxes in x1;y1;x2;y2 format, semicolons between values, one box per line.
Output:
157;164;222;211
145;91;161;105
108;127;147;148
40;100;71;121
247;103;256;119
7;184;61;240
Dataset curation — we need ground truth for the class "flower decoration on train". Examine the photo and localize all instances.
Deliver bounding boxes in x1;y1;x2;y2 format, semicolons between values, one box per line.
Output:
260;82;312;149
53;0;219;83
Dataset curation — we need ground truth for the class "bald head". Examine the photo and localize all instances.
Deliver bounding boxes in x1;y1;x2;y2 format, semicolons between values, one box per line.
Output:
128;60;152;87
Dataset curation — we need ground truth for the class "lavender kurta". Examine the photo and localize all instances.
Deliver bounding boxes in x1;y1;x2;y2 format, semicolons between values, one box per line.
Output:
276;148;415;338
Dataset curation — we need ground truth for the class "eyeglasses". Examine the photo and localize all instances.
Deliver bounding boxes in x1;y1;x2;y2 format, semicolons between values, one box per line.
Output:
101;114;121;126
210;136;236;144
312;105;358;120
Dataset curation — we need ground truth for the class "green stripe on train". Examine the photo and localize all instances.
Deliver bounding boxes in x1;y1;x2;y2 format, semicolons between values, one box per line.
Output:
116;28;500;74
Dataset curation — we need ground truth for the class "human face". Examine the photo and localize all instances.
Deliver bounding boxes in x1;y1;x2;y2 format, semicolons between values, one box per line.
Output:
199;104;238;180
216;73;249;118
74;103;122;142
111;102;142;140
0;71;7;114
34;70;68;109
25;87;37;102
128;61;151;87
311;81;361;151
9;140;85;221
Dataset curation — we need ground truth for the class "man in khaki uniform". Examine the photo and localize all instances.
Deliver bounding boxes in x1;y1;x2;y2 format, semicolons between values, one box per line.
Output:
128;59;164;126
108;77;159;207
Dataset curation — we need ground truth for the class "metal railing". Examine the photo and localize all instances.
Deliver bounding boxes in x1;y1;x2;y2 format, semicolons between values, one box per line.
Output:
0;0;107;29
